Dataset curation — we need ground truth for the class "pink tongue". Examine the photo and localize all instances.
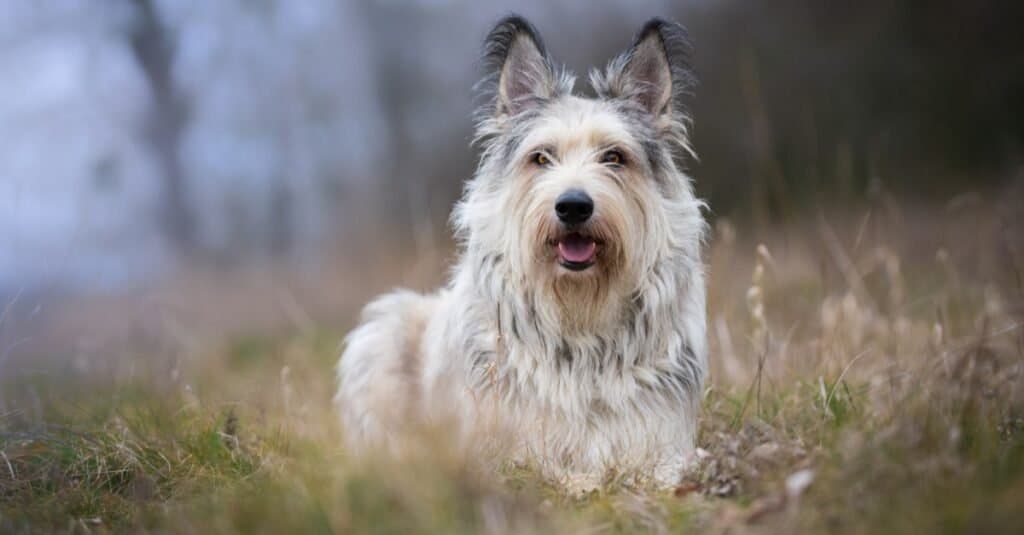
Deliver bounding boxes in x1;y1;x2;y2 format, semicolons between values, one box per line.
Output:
558;235;597;263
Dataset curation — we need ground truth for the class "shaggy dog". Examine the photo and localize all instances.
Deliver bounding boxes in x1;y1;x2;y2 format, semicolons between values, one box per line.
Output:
336;15;707;492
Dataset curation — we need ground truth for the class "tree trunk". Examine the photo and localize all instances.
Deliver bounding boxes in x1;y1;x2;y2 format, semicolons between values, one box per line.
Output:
130;0;194;253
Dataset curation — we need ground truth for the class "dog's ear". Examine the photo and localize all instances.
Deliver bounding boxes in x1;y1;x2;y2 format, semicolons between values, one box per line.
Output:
603;18;695;120
482;15;556;117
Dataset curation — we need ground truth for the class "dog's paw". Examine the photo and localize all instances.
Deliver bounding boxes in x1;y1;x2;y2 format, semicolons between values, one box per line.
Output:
561;472;603;499
652;449;710;490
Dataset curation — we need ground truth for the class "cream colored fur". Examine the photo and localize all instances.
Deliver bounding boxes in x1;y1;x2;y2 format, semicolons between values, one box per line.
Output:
336;15;707;493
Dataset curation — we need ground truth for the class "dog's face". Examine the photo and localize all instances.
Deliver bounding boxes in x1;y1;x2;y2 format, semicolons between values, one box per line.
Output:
504;97;663;281
456;17;699;322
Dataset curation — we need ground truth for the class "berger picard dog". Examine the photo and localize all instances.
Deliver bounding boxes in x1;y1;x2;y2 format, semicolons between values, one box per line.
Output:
336;15;707;492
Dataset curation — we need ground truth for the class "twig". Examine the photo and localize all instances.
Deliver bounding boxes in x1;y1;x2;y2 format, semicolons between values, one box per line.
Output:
0;450;15;480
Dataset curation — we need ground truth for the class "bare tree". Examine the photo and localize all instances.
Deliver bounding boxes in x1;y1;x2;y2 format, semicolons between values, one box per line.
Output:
131;0;194;253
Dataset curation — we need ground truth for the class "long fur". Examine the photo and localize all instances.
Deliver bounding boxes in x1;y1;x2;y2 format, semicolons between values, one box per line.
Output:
336;15;707;491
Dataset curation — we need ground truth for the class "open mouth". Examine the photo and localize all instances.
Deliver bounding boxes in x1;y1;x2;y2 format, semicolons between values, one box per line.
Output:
553;232;599;271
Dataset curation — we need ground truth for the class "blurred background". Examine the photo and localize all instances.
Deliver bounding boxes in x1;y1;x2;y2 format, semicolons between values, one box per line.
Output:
1;0;1022;368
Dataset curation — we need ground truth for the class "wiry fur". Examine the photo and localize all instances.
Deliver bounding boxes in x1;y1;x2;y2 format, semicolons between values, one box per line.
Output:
336;15;708;491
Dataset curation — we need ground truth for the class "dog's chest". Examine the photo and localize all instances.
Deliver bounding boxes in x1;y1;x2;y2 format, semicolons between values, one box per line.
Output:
467;326;665;416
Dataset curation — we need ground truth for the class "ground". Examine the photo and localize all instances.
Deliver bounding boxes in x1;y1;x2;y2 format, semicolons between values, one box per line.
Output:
1;192;1022;533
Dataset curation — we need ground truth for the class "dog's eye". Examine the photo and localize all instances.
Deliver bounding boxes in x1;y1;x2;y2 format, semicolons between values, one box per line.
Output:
532;152;551;166
601;150;624;165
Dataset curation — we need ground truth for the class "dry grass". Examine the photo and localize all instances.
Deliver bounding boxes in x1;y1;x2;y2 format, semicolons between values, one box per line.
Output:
1;190;1022;533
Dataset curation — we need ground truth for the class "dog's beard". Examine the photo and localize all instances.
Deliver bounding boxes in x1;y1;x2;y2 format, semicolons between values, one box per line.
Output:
518;210;634;332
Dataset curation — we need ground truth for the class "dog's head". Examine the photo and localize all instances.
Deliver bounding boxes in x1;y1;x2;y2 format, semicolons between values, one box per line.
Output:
456;16;703;324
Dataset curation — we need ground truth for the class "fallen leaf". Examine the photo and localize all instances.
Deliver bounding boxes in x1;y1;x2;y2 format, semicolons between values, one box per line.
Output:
673;482;701;497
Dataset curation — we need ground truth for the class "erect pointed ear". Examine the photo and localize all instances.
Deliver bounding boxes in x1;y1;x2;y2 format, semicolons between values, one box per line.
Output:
601;18;695;119
482;15;557;117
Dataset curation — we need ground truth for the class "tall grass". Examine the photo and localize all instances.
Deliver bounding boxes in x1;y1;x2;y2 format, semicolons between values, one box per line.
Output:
1;192;1022;533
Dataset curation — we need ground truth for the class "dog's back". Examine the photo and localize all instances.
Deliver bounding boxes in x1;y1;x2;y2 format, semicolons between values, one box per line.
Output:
334;289;439;449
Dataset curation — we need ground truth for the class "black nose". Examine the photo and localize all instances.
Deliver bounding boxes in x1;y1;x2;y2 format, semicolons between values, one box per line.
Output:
555;189;594;225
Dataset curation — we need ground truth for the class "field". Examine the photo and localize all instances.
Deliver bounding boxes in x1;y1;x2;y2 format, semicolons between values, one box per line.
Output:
2;190;1023;533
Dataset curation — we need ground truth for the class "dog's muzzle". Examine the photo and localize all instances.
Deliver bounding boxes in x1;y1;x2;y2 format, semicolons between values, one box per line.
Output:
551;189;599;270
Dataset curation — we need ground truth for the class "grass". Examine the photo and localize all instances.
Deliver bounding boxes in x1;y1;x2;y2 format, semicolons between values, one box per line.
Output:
1;194;1022;533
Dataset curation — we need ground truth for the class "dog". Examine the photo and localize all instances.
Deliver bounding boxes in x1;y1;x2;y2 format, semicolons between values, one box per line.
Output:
336;15;707;492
